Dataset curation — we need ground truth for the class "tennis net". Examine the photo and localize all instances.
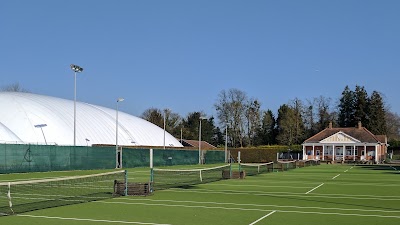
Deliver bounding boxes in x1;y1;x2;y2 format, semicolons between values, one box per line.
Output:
151;164;231;190
0;170;126;216
297;159;320;167
240;162;274;176
276;160;297;171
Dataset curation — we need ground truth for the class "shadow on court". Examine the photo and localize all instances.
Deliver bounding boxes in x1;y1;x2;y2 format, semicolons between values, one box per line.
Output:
356;164;400;174
218;188;400;212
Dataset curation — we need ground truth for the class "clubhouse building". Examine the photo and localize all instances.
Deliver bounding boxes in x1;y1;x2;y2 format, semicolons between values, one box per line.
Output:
302;122;388;163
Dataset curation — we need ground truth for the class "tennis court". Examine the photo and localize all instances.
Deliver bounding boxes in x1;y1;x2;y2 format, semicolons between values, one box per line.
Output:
1;163;400;225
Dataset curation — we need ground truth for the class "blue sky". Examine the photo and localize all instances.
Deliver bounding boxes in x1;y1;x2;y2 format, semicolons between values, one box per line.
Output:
1;0;399;124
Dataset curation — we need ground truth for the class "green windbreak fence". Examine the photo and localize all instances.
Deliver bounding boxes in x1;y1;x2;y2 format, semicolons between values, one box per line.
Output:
0;144;225;173
0;144;115;173
122;148;200;168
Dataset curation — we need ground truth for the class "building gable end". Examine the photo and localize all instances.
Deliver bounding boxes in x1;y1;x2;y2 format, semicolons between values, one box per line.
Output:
320;131;361;144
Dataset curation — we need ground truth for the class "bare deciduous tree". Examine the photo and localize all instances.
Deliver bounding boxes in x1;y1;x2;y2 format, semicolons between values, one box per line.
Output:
1;83;30;92
215;88;248;147
245;99;261;146
386;111;400;141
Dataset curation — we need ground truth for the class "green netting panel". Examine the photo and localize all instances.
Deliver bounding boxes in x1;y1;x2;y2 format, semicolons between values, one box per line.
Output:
0;144;115;173
0;144;226;173
204;150;225;164
122;148;150;168
122;149;224;167
153;149;199;166
1;144;54;173
70;146;115;170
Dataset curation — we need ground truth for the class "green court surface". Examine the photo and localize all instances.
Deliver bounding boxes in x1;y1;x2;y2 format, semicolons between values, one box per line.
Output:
1;163;400;225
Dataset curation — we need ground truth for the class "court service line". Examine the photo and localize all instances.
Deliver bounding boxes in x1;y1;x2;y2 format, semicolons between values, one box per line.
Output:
249;211;276;225
98;201;400;220
320;181;400;187
276;209;400;219
332;174;341;179
239;178;400;186
17;214;171;225
164;189;400;201
344;166;353;173
305;183;324;194
116;198;400;214
207;183;312;189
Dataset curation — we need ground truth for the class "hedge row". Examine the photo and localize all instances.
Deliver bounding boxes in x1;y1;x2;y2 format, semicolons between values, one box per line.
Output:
227;145;302;163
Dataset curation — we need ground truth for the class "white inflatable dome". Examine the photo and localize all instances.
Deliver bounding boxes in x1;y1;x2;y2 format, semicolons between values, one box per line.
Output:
0;92;183;147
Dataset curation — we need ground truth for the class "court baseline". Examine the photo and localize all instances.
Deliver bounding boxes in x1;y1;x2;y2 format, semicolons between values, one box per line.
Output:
17;214;171;225
95;201;400;219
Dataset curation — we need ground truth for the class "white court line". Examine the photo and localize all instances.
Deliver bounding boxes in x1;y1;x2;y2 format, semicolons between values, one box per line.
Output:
207;183;312;189
332;174;341;179
305;183;324;194
112;198;400;214
249;211;276;225
219;178;400;187
239;178;400;186
163;188;400;201
17;215;171;225
276;209;400;219
96;201;400;220
323;182;400;187
344;170;349;172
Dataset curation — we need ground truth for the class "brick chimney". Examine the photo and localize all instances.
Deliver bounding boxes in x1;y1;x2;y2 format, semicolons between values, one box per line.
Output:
329;122;332;129
358;121;362;129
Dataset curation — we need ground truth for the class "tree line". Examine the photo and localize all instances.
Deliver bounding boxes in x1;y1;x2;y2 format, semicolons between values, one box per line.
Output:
3;83;400;148
141;85;400;149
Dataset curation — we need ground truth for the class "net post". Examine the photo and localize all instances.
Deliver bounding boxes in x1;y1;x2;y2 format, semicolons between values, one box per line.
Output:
124;170;128;196
229;163;232;178
150;148;154;192
7;182;14;214
238;151;241;172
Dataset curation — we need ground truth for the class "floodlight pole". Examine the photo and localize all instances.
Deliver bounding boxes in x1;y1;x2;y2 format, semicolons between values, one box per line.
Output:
34;124;48;145
116;98;124;168
74;71;76;146
85;138;90;147
225;124;228;163
163;109;166;149
70;64;83;147
199;116;206;164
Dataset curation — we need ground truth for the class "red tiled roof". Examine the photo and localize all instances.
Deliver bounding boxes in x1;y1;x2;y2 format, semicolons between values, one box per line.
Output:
304;127;386;144
181;139;217;149
375;135;387;143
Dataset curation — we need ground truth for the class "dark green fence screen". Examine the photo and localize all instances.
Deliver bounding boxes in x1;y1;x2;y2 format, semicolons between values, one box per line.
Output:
0;144;225;173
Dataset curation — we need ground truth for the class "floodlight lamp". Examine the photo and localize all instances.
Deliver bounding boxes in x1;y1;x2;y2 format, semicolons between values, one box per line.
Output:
70;64;83;73
117;98;124;102
34;124;47;128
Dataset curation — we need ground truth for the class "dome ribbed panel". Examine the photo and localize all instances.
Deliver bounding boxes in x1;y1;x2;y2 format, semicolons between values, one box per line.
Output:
0;92;183;147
